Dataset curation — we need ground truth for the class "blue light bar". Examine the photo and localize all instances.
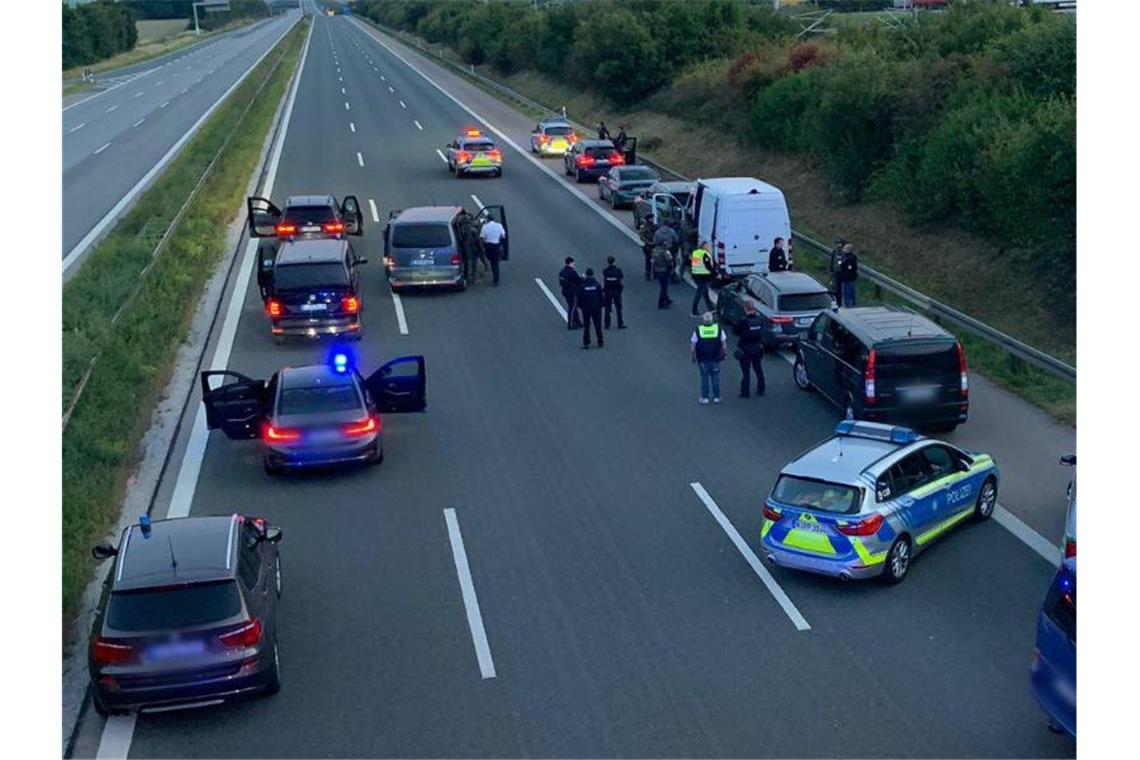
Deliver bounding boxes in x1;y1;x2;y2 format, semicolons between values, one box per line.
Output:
834;420;919;445
139;514;152;538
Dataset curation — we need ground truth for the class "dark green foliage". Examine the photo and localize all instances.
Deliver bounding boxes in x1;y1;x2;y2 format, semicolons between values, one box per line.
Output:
63;2;138;69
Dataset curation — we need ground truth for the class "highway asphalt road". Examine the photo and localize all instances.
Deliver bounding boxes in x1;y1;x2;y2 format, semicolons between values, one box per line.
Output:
62;12;300;274
72;11;1076;759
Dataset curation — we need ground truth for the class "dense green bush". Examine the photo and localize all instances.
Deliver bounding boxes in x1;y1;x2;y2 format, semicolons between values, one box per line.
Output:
63;2;138;69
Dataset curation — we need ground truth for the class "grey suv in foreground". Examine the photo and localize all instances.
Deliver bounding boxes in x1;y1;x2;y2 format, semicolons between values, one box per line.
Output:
89;514;282;715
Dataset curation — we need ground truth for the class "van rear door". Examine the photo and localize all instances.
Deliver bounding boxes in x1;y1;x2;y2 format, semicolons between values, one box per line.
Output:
875;341;962;408
716;194;766;274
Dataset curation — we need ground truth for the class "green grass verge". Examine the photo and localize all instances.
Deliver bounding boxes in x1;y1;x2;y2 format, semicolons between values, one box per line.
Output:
61;19;308;638
63;80;97;98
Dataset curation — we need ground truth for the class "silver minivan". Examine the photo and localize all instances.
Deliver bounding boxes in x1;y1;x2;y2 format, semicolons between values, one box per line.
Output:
384;205;508;291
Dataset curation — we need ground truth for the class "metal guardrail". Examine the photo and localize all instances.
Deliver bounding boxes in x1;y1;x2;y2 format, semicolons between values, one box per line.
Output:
361;18;1076;383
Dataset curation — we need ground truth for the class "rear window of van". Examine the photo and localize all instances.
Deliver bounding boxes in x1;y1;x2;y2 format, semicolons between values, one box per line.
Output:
391;223;452;248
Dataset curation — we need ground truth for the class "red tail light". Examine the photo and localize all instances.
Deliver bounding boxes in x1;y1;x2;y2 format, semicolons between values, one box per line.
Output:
957;342;969;398
838;513;884;536
769;316;794;325
716;241;726;265
456;150;472;163
569;133;579;143
323;221;345;234
538;135;550;144
341;296;360;314
449;252;462;265
93;638;134;666
864;349;877;406
219;619;262;649
343;416;379;437
577;155;595;166
762;504;782;522
262;424;300;443
266;299;283;318
275;223;297;236
488;149;502;160
609;152;625;165
1064;538;1076;559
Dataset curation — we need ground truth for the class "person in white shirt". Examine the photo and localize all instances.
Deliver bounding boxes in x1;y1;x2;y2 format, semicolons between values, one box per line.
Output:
479;219;506;286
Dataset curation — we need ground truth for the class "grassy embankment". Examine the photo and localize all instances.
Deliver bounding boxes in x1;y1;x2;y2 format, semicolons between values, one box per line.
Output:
61;20;308;638
369;24;1075;426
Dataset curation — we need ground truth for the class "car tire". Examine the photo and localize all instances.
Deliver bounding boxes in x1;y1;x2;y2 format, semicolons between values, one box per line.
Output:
881;536;912;584
371;446;384;466
263;458;282;476
496;168;503;177
974;476;997;521
793;356;813;391
272;334;285;346
263;642;281;696
92;692;124;717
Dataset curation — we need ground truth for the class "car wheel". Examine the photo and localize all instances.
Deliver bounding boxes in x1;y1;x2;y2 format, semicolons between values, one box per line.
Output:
272;334;285;346
92;692;124;717
882;536;912;584
974;476;997;521
496;168;503;177
263;457;282;476
274;555;282;597
793;356;812;391
371;446;385;466
263;642;281;696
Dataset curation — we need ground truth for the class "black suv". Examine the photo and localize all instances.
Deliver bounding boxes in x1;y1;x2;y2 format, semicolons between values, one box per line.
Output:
793;306;969;431
247;194;363;240
89;514;283;715
257;238;367;343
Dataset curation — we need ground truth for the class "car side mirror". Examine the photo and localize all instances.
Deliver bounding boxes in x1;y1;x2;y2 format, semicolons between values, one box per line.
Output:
265;526;283;544
92;542;117;561
1059;454;1076;466
957;457;973;472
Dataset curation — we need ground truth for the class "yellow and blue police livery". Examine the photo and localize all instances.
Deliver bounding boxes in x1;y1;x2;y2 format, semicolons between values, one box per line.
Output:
445;129;503;178
760;421;999;584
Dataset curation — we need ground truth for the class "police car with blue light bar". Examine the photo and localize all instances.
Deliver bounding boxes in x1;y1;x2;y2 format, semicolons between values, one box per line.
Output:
760;420;999;584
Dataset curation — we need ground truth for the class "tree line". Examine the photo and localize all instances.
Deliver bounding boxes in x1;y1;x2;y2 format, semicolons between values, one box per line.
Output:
356;0;1075;311
63;1;138;70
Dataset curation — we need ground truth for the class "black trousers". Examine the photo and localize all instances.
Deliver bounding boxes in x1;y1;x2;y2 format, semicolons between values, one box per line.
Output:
738;348;766;397
562;290;581;328
642;245;653;279
603;288;624;328
485;243;502;284
691;277;714;315
656;272;672;308
582;309;603;346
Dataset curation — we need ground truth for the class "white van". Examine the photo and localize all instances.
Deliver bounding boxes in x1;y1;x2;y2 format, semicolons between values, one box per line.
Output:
679;177;791;276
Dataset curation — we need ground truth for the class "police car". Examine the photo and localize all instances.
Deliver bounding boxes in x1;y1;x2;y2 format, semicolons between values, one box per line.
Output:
760;421;999;584
529;118;578;156
444;129;503;178
199;352;426;474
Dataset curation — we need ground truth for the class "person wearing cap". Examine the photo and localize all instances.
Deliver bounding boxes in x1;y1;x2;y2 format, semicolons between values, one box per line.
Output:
558;257;583;329
733;302;767;398
602;256;626;329
578;268;605;349
690;311;727;404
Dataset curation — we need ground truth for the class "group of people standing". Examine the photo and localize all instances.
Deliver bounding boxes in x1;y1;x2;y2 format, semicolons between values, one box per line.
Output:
558;256;627;349
459;214;508;287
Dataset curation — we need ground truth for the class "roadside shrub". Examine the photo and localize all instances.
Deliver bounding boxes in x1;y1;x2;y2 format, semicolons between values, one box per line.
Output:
787;41;829;72
63;1;137;69
988;15;1076;98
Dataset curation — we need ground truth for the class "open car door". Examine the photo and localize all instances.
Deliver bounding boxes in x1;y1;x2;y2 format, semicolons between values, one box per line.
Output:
650;193;682;230
474;205;509;261
622;136;638;166
340;195;364;236
200;371;267;440
247;197;282;238
364;356;426;413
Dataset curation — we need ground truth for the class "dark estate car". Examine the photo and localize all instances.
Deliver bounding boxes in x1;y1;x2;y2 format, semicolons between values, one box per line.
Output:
793;306;969;431
597;165;659;209
247;194;364;240
89;514;283;715
200;355;427;474
563;139;624;183
716;272;834;348
632;180;695;230
257;238;367;343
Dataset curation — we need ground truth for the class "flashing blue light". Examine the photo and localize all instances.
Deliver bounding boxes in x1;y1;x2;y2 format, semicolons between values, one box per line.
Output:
889;427;920;445
834;420;920;445
139;514;152;538
333;353;349;373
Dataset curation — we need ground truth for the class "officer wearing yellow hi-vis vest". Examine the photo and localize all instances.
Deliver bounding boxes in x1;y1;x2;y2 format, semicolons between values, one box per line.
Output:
690;311;727;404
690;241;716;317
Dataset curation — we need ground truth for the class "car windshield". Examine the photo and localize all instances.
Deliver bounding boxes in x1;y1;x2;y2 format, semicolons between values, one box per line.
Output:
278;383;361;415
771;475;861;515
877;342;959;379
586;146;617;158
283;205;336;225
620;167;656;182
107;580;242;632
545;125;573;136
392;223;452;248
464;140;496;152
273;263;348;291
778;292;832;312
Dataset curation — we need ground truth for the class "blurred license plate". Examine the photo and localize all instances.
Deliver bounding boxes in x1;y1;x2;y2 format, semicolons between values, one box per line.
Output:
299;303;326;312
147;640;205;661
796;317;813;327
301;225;321;233
310;429;342;443
900;386;938;402
412;259;434;266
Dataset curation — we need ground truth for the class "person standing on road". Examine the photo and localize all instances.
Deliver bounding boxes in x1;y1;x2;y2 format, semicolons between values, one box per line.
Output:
768;237;789;273
639;216;658;280
691;311;727;404
559;257;583;329
653;244;674;309
838;243;859;307
653;220;680;279
690;241;716;317
829;237;847;304
597;121;611;141
613;125;628;152
733;302;767;398
460;216;484;283
578;268;605;349
479;217;506;286
602;256;626;329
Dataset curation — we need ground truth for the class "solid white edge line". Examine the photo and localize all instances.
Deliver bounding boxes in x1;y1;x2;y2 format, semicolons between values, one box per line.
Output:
414;119;423;130
534;277;567;322
994;505;1062;565
356;151;364;167
94;21;312;759
470;194;484;209
391;291;409;335
368;198;380;223
63;12;301;276
689;482;811;632
434;148;447;164
443;508;497;679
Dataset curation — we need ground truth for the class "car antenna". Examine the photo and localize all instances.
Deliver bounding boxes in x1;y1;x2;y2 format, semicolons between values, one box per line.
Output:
167;536;178;575
908;313;915;338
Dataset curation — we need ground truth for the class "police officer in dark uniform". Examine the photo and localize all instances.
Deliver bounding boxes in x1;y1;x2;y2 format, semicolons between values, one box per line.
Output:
734;301;767;397
602;256;626;330
768;237;789;273
558;257;582;329
578;268;604;349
